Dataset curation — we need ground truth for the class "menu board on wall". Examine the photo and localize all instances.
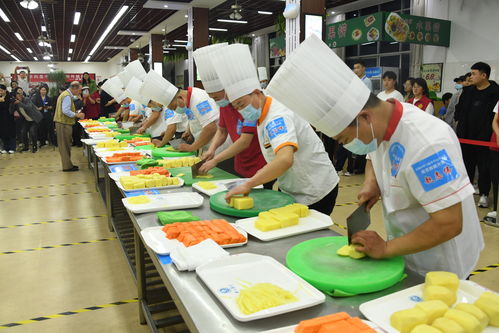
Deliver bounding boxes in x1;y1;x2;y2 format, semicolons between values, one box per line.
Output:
326;12;383;48
421;63;443;92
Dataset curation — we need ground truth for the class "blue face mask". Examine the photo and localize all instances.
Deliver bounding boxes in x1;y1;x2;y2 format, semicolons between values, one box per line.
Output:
175;106;187;114
454;83;463;90
151;106;162;112
344;118;378;155
121;103;129;108
216;99;230;108
239;103;261;122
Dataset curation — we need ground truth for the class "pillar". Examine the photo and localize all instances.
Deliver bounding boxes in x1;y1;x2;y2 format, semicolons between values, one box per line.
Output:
299;0;325;42
149;34;164;75
187;7;209;88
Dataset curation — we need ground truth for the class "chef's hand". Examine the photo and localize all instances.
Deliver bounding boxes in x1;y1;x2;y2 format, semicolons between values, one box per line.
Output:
199;159;217;174
351;230;388;259
357;180;381;212
224;183;251;203
152;139;163;147
136;127;146;134
202;149;215;161
181;131;193;143
178;143;195;152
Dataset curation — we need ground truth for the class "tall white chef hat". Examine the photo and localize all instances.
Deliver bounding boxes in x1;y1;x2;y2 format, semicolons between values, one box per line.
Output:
125;77;148;105
125;60;147;80
193;43;228;93
117;70;132;88
139;70;178;106
257;67;268;81
102;76;127;104
212;44;260;102
266;34;371;137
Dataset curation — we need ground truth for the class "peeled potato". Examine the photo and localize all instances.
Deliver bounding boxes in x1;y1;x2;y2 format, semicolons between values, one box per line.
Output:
410;324;442;333
423;285;456;306
391;308;428;333
432;317;465;333
455;303;489;329
415;300;449;323
444;309;481;333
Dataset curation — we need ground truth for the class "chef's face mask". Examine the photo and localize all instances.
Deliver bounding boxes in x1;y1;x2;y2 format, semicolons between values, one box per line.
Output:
239;94;261;123
175;106;188;114
151;106;162;112
454;83;463;90
344;117;378;155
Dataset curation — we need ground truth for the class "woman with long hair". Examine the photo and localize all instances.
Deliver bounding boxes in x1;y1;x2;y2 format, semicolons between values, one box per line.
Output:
407;78;434;115
403;77;415;102
31;84;55;147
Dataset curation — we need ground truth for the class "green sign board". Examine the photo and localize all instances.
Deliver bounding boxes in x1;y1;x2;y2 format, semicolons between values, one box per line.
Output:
326;12;451;48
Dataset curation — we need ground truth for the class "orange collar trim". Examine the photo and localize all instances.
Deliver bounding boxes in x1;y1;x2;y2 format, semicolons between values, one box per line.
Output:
258;96;272;125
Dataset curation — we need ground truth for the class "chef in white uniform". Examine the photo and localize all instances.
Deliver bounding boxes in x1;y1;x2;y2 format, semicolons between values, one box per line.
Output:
213;43;339;215
267;34;484;278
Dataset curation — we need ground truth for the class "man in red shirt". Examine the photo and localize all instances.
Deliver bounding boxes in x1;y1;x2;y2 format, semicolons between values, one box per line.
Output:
193;44;267;182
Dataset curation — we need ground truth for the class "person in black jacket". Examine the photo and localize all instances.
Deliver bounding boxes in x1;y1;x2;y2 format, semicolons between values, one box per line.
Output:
31;84;55;147
98;80;117;117
0;84;16;153
10;87;43;152
455;61;499;208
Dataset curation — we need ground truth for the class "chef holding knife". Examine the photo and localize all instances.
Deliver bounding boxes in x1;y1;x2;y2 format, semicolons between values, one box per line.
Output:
266;35;483;278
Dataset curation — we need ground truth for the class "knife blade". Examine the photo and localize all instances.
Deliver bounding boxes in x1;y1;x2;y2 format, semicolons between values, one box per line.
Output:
169;138;187;150
347;203;371;245
191;160;206;178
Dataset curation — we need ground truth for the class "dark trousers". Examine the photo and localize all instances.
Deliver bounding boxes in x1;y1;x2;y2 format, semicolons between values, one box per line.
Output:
309;185;339;216
353;154;367;174
490;150;499;211
461;144;491;196
38;112;56;146
21;121;38;149
72;122;82;146
335;144;354;173
0;136;16;151
322;135;338;164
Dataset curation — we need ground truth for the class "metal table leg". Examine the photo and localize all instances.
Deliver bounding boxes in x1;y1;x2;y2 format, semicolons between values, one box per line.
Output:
105;173;114;232
135;229;147;325
93;152;99;191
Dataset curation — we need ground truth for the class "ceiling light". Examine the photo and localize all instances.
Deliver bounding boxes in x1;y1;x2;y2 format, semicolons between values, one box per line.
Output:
26;48;33;53
0;8;10;22
38;41;50;47
69;48;73;54
20;0;38;10
104;46;127;50
43;55;51;60
217;19;247;24
174;40;188;43
11;55;21;62
330;11;336;14
88;6;128;57
33;56;38;60
41;25;46;31
47;62;55;67
184;15;188;18
73;12;81;25
0;44;11;54
163;47;176;51
67;57;71;61
209;27;228;32
172;44;188;47
163;4;168;8
252;34;255;37
117;30;147;36
70;34;76;42
258;11;272;15
14;32;23;41
229;12;242;20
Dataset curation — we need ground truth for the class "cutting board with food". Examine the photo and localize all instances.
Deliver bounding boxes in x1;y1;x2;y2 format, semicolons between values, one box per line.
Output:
169;166;238;186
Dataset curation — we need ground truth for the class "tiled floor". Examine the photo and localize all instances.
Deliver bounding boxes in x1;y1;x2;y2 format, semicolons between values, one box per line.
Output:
0;147;497;332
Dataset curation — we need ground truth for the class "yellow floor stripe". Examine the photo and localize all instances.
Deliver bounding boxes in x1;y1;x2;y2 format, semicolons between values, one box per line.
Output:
0;191;98;202
0;215;107;229
470;262;499;276
0;237;117;255
335;201;358;207
0;182;91;192
339;183;362;188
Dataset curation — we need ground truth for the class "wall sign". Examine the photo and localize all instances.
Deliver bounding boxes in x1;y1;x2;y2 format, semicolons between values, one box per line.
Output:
421;63;443;92
12;73;96;83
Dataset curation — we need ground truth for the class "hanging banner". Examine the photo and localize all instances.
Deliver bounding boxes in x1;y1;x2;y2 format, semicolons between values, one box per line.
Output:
11;73;96;83
326;12;384;48
421;63;443;92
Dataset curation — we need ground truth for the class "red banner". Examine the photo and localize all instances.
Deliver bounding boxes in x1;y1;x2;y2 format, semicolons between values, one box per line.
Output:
11;73;96;83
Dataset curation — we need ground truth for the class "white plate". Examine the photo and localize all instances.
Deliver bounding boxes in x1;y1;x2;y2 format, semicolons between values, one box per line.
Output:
109;170;171;181
261;320;384;333
122;191;202;214
81;138;109;145
192;178;263;196
235;210;333;241
101;152;148;165
140;225;247;255
116;177;184;193
95;149;140;158
94;146;131;152
360;280;499;333
196;253;325;322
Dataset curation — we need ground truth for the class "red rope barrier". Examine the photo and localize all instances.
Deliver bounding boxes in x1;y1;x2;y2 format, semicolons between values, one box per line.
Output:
459;138;499;149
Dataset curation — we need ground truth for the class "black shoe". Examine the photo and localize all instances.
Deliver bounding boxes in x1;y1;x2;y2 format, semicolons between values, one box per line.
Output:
31;146;37;153
63;166;79;172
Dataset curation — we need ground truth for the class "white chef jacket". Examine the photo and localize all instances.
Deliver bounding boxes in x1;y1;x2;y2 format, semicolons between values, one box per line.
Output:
127;100;145;117
185;87;219;141
256;96;338;205
377;90;404;102
164;108;188;133
367;99;483;278
144;107;166;138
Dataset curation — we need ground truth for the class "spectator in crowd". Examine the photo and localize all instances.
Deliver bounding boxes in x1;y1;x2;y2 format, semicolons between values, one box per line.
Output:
403;77;415;102
9;80;20;99
82;85;100;119
335;144;354;176
438;92;453;120
31;84;54;147
444;74;471;129
377;71;404;102
456;61;499;208
0;84;15;154
15;67;30;92
72;87;84;147
487;101;499;224
98;80;117;117
0;73;9;87
10;87;42;153
353;60;373;92
81;72;97;93
408;78;434;115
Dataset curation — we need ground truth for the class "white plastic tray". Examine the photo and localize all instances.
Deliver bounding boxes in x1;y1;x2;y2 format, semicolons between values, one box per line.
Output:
81;138;109;145
360;280;499;333
192;178;263;196
109;170;170;181
122;191;203;214
116;177;184;193
140;225;248;255
196;253;325;322
235;210;333;241
94;146;131;152
102;152;149;165
95;149;139;158
261;320;383;333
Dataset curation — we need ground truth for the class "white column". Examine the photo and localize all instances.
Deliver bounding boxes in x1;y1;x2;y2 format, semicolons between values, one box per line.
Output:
285;0;301;56
187;7;194;87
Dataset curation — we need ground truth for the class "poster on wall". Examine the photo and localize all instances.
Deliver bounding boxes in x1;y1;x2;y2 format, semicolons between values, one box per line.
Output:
421;63;443;92
269;34;286;58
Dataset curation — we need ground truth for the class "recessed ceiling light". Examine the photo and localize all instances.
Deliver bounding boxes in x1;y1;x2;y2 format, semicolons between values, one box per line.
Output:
104;46;127;50
117;30;147;36
257;11;272;15
11;54;21;62
69;48;73;54
70;34;76;42
38;41;51;47
217;19;247;24
43;55;51;60
209;27;228;32
14;32;23;41
172;44;187;47
163;4;168;8
47;63;55;67
20;0;38;10
162;29;165;31
330;11;336;14
73;12;81;25
41;25;46;31
26;47;33;53
174;40;188;43
88;6;129;57
0;8;10;22
67;57;71;61
184;15;188;18
33;56;38;60
252;34;255;37
0;44;11;54
84;55;91;62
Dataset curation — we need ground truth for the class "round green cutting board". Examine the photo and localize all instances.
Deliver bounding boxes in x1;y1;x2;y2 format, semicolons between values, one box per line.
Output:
210;189;295;218
133;144;155;151
286;236;405;297
152;147;196;158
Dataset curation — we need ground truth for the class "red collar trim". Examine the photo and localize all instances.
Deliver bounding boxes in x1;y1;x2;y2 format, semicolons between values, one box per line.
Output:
383;99;403;141
186;87;193;108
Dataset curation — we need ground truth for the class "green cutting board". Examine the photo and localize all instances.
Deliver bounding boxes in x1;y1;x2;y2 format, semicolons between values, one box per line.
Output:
152;147;196;158
210;189;295;218
134;144;155;151
169;167;238;186
115;134;150;141
286;236;405;297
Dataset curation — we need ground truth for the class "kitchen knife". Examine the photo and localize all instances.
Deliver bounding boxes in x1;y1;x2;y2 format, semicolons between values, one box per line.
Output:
169;138;187;150
347;203;371;245
191;160;206;178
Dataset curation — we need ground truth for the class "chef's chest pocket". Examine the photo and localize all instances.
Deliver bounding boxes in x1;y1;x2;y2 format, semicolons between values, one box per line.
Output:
383;181;415;215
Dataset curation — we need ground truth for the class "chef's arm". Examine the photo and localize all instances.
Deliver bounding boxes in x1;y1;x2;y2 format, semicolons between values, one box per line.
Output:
140;110;160;130
114;106;125;119
357;160;381;211
206;127;229;157
213;133;253;164
159;124;178;147
246;146;294;188
105;98;116;107
190;121;217;151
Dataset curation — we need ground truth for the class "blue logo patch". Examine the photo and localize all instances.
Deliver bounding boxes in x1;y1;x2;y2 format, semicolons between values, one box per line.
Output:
265;117;288;140
236;119;243;135
196;100;212;115
411;149;459;192
129;104;135;112
185;108;195;120
164;109;175;120
409;295;422;302
389;142;405;177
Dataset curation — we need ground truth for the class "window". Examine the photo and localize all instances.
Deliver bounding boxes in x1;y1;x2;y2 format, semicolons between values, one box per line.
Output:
380;55;400;67
360;42;377;55
380;41;400;53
